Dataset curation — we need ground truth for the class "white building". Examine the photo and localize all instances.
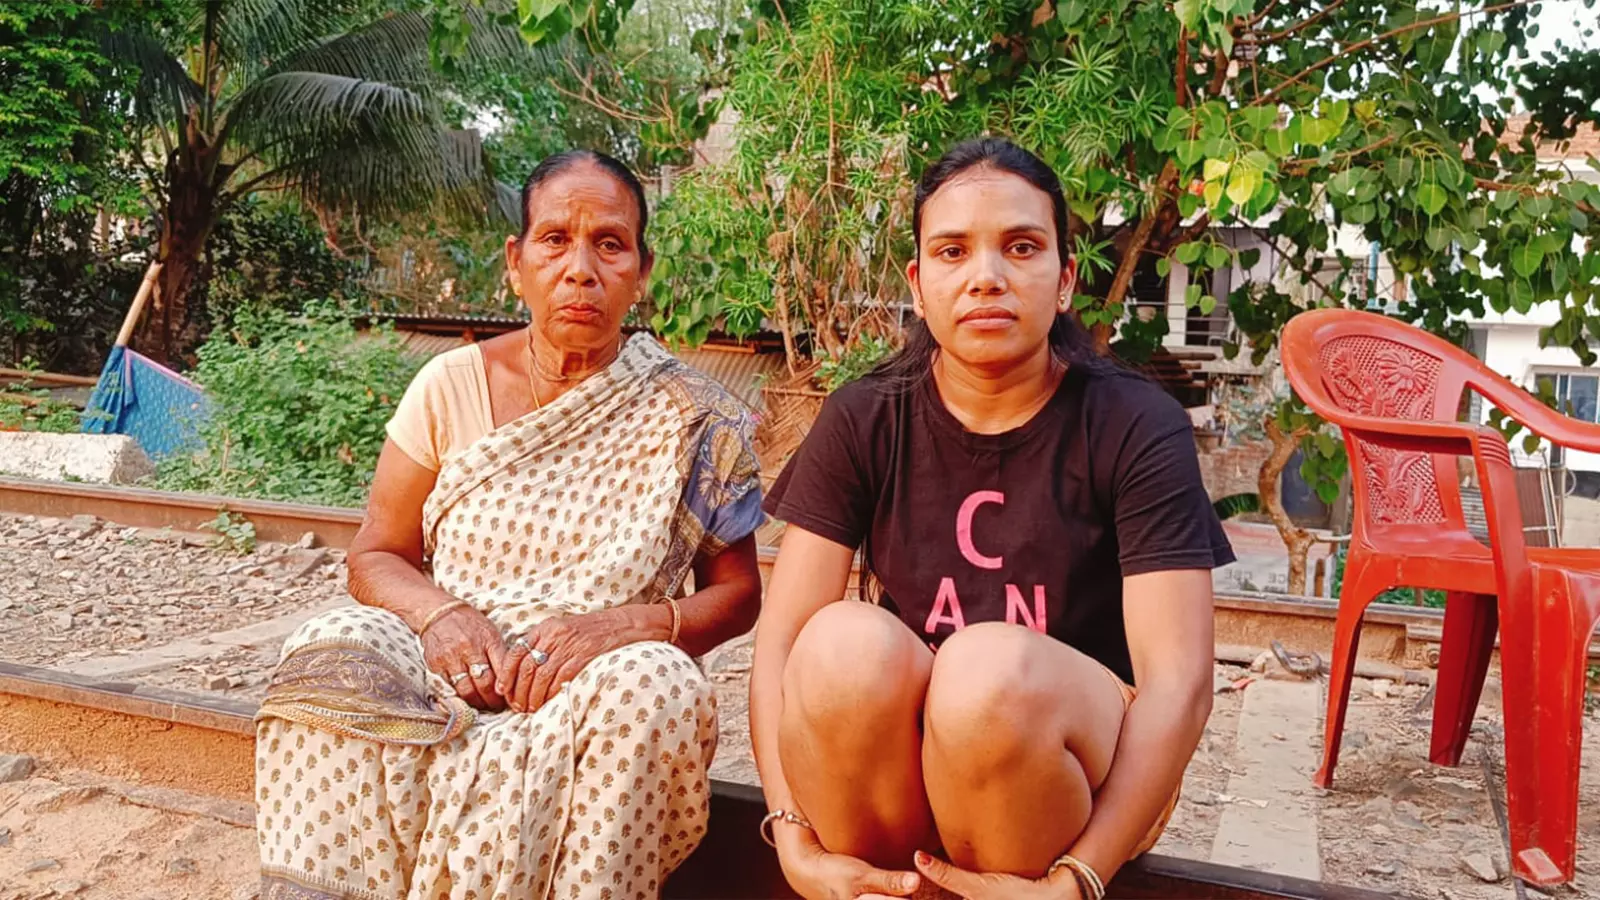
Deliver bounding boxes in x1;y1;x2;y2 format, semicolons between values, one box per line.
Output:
1460;121;1600;478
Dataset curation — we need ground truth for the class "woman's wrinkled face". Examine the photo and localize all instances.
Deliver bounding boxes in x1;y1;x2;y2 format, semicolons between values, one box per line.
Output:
506;163;651;352
906;167;1075;371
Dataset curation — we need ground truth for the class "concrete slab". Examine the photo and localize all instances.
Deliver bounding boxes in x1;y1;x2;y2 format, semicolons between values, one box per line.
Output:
59;598;349;679
0;432;153;485
1209;678;1324;880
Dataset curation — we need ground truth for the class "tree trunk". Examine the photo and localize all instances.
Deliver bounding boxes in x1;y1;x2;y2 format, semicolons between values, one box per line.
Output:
1261;416;1317;595
145;112;228;365
1092;322;1115;354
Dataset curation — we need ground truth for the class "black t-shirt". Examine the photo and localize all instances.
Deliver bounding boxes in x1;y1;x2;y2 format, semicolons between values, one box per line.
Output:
762;366;1235;684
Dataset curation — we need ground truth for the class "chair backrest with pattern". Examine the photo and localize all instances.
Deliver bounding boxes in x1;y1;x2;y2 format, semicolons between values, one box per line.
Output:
1282;309;1477;543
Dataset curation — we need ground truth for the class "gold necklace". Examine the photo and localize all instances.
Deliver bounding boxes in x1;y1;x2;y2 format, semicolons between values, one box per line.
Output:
524;333;625;411
525;345;543;411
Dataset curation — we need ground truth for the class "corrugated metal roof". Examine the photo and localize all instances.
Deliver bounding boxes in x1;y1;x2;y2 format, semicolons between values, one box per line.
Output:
396;331;471;359
668;346;786;411
366;328;785;412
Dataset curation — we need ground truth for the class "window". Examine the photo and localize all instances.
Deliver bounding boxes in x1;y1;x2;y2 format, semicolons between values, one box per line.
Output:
1535;371;1599;423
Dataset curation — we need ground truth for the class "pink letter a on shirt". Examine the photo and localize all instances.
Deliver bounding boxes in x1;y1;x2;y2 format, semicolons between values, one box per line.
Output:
925;577;967;633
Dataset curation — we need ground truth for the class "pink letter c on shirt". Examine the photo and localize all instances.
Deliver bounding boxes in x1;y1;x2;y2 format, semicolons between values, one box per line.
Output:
956;490;1005;570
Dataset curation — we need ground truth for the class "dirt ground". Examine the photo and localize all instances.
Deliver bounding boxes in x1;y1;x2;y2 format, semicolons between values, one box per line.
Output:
3;512;1599;898
0;771;256;900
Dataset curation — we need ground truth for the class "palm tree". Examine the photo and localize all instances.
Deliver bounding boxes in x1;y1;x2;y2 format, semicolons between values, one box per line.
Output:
104;0;534;362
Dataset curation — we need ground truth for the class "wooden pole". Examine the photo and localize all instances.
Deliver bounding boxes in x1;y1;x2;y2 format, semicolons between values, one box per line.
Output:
113;262;163;349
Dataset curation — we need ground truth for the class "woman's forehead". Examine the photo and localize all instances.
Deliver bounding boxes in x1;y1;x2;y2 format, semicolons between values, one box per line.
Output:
921;168;1053;236
526;165;640;228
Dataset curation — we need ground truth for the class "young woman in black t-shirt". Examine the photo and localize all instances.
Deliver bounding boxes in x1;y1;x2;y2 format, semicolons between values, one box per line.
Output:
751;138;1235;900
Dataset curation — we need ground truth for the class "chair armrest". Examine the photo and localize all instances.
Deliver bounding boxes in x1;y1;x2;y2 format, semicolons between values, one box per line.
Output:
1470;373;1600;455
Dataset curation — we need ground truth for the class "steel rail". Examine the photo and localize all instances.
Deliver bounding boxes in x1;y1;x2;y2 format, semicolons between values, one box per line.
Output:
6;475;1599;674
0;661;1397;900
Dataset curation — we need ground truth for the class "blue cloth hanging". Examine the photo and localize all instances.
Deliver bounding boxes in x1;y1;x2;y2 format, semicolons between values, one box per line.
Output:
82;346;210;458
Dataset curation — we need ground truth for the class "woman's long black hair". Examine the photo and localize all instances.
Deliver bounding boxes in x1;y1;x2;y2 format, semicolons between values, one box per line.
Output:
872;136;1115;389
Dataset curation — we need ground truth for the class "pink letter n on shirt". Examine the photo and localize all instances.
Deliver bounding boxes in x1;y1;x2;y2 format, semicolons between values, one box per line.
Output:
1005;583;1047;633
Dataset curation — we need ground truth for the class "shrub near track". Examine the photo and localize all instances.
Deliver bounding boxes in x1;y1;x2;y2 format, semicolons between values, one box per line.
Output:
151;304;422;508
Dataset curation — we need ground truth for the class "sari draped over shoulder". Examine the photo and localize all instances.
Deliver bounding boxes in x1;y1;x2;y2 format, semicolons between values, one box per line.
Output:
254;334;763;900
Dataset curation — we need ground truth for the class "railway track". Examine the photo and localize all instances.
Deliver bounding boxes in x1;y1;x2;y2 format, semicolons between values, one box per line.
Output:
0;661;1393;899
10;474;1597;677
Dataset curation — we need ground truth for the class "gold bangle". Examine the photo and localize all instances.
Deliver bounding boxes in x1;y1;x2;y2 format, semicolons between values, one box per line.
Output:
1048;854;1105;900
665;597;681;646
417;599;467;636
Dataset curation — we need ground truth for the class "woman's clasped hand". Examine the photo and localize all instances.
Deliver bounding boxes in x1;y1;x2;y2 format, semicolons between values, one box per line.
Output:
777;829;1088;900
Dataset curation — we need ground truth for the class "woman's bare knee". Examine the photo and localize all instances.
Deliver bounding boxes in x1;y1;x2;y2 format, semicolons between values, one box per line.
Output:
780;602;936;864
783;602;931;746
924;624;1063;778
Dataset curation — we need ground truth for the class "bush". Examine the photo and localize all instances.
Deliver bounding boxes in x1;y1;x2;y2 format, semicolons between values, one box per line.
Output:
0;361;85;433
151;303;422;507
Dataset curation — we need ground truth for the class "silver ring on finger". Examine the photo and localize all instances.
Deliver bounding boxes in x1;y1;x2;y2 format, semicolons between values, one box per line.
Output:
450;671;469;685
528;648;549;666
469;662;491;679
511;635;532;653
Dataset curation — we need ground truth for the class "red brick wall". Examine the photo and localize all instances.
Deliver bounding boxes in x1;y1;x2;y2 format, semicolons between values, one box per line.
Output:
1196;438;1273;500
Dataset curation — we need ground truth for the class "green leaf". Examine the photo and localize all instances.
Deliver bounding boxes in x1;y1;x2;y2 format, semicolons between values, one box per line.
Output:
1523;433;1543;455
1324;99;1350;129
1346;203;1376;225
1203;180;1224;210
1203;158;1231;182
1156;257;1172;278
1384;156;1414;188
1301;117;1338;147
1176;241;1204;265
1238;248;1261;269
1520;193;1553;218
1416;183;1447;216
1185;283;1203;307
1072;292;1096;310
1206;244;1230;269
1199;294;1217;315
1511;242;1545;278
1315;432;1338;458
1510;279;1535;313
1264;127;1294;157
1424;226;1453;252
1173;0;1201;27
1226;166;1261;205
520;0;565;25
1239;107;1277;136
1176;140;1204;168
1178;193;1202;218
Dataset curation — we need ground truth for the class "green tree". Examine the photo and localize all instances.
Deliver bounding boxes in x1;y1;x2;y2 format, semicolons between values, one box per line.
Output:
100;0;548;362
603;0;1597;589
0;0;158;343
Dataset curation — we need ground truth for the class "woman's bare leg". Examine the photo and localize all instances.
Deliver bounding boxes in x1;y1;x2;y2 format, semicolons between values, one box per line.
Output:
779;602;936;868
922;622;1129;876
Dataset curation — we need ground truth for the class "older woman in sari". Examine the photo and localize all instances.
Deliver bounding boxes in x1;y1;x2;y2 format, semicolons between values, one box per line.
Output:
253;150;765;900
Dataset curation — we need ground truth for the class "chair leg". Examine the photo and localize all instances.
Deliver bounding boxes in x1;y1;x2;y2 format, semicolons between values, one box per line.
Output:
1428;592;1497;768
1506;623;1593;887
1314;561;1384;789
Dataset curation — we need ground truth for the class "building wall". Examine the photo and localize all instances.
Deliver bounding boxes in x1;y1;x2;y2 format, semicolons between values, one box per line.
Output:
1196;439;1273;500
1474;319;1600;473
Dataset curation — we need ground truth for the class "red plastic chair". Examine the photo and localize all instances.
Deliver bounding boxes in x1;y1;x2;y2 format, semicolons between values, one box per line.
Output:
1280;308;1600;886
